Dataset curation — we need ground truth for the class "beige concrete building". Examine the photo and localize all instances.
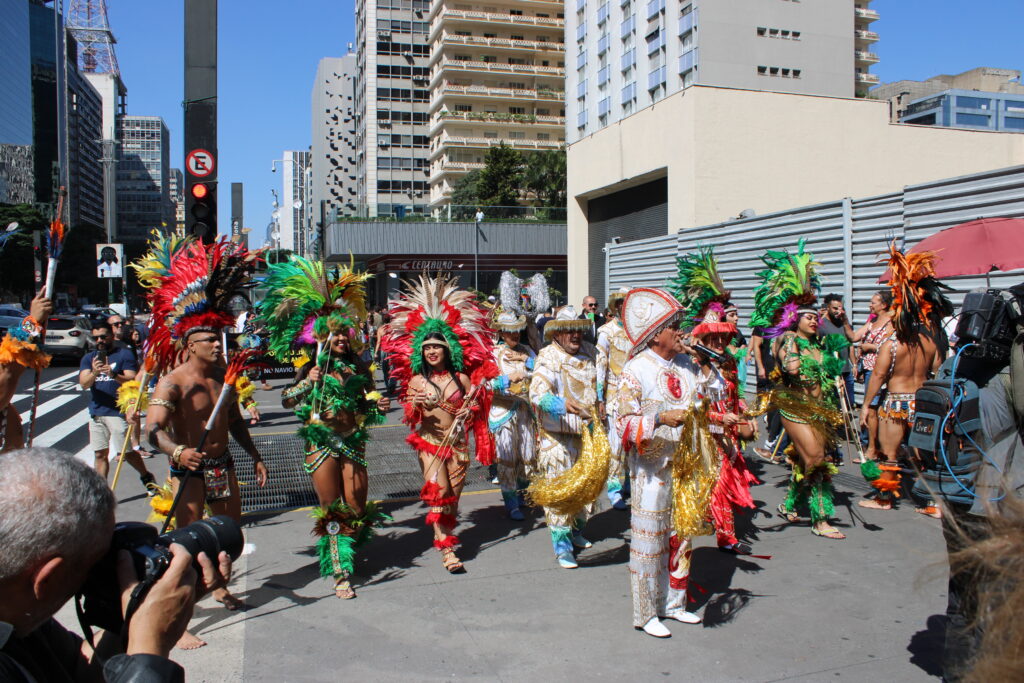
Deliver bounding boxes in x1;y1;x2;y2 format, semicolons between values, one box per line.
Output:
566;85;1024;304
427;0;566;208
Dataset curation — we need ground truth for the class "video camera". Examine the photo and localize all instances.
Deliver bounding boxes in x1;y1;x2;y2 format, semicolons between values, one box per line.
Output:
910;284;1024;505
76;516;243;636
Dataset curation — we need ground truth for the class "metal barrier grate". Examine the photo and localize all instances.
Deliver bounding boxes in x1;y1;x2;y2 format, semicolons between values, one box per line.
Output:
231;425;494;514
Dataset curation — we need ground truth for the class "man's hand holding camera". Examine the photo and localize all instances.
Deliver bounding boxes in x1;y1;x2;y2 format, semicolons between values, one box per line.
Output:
117;545;231;658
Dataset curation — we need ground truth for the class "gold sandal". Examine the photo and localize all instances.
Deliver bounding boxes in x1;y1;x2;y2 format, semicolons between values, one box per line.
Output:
440;547;465;574
334;576;356;599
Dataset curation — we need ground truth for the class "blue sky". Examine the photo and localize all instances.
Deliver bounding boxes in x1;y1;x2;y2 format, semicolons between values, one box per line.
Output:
109;0;1024;239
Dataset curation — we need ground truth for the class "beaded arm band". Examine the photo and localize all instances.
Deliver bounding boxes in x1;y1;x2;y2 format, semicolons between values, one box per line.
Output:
149;397;176;413
282;378;313;400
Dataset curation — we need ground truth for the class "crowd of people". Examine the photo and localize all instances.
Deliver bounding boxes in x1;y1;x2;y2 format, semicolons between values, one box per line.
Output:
0;231;1020;681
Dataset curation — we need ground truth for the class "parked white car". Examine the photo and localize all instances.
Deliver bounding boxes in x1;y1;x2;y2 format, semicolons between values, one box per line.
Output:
42;315;92;359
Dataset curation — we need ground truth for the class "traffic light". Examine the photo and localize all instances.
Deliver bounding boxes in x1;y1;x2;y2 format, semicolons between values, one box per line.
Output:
186;180;216;241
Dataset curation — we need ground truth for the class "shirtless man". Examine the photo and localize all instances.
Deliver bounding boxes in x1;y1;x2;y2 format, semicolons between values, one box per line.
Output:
145;329;268;647
857;328;942;510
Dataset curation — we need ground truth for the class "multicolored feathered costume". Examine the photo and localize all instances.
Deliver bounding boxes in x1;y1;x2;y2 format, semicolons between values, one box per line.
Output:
749;240;845;531
860;242;954;504
673;248;760;551
379;273;497;559
256;255;389;586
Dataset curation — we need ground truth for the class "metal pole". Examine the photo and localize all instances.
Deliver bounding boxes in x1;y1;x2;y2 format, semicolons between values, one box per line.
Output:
474;218;480;291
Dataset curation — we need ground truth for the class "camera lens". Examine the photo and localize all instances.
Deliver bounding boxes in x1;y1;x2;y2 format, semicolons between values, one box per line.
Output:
159;515;244;562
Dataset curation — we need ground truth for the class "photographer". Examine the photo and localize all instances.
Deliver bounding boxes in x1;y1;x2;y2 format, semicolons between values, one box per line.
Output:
0;448;230;682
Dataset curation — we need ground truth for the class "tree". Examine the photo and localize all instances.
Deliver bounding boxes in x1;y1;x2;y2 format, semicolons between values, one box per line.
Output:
448;169;482;220
523;149;567;209
476;143;523;215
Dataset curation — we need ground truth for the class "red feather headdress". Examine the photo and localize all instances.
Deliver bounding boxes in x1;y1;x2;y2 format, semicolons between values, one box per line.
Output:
146;238;263;369
882;241;954;344
379;273;498;464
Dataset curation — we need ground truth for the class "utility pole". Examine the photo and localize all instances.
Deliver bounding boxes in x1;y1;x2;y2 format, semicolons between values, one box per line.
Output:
184;0;217;242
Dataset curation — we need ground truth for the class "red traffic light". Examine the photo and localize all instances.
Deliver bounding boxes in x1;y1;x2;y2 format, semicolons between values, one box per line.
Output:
191;183;209;199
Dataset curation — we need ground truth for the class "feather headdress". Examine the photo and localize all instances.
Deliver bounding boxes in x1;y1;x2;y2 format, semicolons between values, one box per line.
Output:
380;274;499;462
256;255;371;363
750;238;822;339
670;246;736;336
146;238;263;368
499;270;551;318
131;229;193;291
882;241;953;344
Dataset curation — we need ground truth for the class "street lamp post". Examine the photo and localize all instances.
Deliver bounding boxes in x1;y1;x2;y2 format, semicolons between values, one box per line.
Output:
474;208;484;291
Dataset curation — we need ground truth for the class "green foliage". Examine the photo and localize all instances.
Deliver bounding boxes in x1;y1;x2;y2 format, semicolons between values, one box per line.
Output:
523;149;567;208
449;170;482;219
476;143;524;214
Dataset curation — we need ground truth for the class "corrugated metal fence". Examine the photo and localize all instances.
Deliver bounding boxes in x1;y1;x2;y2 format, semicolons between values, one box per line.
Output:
606;163;1024;391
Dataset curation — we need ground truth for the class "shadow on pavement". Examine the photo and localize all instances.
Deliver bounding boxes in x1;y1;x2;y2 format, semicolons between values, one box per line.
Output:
907;614;947;678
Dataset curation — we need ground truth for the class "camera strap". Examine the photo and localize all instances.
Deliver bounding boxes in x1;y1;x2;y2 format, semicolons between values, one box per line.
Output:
74;593;98;649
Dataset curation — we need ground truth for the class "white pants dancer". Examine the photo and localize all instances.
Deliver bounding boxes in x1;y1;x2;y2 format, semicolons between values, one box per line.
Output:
536;429;593;527
495;403;536;492
629;450;691;628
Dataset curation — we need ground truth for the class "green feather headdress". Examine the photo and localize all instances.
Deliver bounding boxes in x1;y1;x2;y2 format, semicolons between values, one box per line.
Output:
669;245;733;323
256;255;372;362
750;238;822;338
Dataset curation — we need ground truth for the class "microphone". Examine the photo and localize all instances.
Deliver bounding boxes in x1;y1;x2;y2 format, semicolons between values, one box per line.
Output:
692;343;727;363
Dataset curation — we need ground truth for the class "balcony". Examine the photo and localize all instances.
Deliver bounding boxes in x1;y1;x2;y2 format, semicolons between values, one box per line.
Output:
430;83;565;113
647;65;666;90
854;7;880;22
598;33;610;55
428;0;566;22
647;0;665;20
855;29;880;43
855;50;879;65
430;58;564;88
679;9;695;36
428;8;565;40
433;32;565;61
428;161;485;183
430;136;564;160
855;72;880;85
430;110;566;135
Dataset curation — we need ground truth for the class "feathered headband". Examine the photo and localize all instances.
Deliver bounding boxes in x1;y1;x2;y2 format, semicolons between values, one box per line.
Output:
146;238;263;367
380;273;496;389
256;255;371;363
749;238;821;339
499;270;551;318
670;246;736;337
882;241;953;343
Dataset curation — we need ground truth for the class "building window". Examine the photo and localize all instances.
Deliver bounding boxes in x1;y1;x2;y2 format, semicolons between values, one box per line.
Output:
509;106;525;114
598;96;611;117
1004;117;1024;129
537;132;551;140
956;96;992;110
956;112;990;127
577;109;588;129
757;66;767;75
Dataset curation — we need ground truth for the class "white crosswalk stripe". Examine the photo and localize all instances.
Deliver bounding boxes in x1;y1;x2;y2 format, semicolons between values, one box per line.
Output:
31;411;90;449
23;394;79;421
38;370;80;391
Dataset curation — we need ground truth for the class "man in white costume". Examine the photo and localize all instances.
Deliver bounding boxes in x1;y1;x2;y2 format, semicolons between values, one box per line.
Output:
489;310;537;521
529;305;599;568
616;287;723;638
596;288;631;510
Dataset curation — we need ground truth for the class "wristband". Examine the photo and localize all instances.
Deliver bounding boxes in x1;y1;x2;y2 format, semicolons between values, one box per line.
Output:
171;444;186;466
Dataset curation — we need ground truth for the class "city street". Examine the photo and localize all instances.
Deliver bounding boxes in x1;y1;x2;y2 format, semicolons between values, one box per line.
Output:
40;380;951;682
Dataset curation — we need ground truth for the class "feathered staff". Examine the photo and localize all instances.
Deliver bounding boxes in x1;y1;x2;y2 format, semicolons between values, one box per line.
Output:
27;190;67;446
159;348;267;533
0;222;20;254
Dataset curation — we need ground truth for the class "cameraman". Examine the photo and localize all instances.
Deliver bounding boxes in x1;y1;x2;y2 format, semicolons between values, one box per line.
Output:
0;448;230;682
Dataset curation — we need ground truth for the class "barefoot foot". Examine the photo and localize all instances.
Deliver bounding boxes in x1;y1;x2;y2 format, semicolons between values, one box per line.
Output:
176;630;207;650
857;498;893;510
213;589;245;611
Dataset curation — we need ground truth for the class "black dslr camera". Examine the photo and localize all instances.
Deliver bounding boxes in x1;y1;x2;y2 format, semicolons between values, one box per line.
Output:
77;516;244;634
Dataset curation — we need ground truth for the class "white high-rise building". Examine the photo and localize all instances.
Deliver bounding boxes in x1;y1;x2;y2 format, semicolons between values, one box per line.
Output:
567;0;879;144
312;54;359;221
353;0;433;218
279;150;311;256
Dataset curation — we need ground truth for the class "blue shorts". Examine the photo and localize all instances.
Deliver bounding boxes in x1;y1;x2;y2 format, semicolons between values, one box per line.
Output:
863;369;884;408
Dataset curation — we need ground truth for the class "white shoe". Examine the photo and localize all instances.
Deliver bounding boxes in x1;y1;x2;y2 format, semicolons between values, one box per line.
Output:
639;617;671;638
556;552;578;569
571;532;592;549
662;610;701;624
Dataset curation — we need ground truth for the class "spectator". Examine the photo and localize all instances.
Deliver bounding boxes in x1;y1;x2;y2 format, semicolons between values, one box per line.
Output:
0;447;230;682
79;322;156;495
536;306;555;341
818;294;856;410
850;290;894;464
578;296;605;345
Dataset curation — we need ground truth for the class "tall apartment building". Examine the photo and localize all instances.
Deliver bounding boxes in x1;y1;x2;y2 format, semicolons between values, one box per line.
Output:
279;150;311;256
567;0;878;143
311;54;359;220
29;1;105;229
426;0;567;208
116;115;171;244
353;0;433;218
0;0;35;204
168;168;184;232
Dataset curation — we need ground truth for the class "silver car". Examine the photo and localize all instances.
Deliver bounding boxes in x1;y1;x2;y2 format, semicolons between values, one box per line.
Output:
0;305;29;336
42;315;92;359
